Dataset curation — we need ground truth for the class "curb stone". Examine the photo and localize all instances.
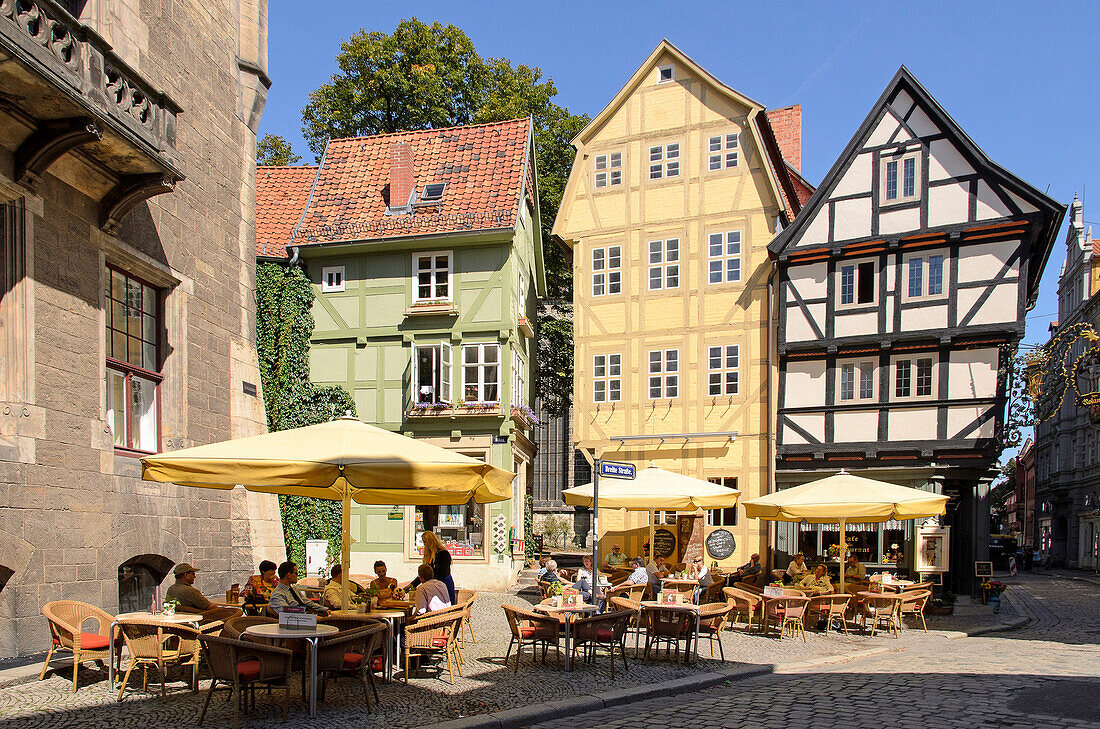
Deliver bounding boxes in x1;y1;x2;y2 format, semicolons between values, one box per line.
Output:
1034;570;1100;588
946;615;1028;639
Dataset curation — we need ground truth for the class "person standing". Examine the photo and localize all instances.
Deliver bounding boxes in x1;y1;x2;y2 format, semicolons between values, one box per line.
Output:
412;531;455;604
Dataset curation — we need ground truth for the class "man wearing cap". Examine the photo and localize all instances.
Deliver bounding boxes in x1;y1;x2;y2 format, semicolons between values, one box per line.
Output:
166;563;240;624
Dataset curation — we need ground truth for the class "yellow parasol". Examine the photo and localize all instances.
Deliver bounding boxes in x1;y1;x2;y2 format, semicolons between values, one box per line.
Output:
742;470;947;593
142;416;514;609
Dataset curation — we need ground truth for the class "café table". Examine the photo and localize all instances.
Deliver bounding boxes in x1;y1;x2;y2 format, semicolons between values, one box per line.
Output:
869;579;915;594
532;603;599;670
244;622;338;718
211;596;269;616
108;611;202;692
328;608;408;680
640;600;701;664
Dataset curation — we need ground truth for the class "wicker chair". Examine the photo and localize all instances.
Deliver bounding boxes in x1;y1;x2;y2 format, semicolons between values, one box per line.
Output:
609;596;644;656
115;619;201;701
762;596;810;641
898;590;931;632
39;600;121;691
695;602;733;659
456;589;478;645
606;582;647;602
176;605;243;627
403;608;465;684
316;622;388;711
221;615;275;640
198;634;293;729
641;605;695;667
733;581;763;595
808;594;853;635
501;604;562;672
571;610;632;677
722;587;763;632
859;594;903;637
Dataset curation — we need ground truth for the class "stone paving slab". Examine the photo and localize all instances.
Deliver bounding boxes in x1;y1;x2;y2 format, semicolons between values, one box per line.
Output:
0;589;1014;729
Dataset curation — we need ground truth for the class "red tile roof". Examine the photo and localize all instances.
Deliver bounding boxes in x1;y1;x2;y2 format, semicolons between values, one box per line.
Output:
293;118;533;246
256;165;318;258
1091;239;1100;256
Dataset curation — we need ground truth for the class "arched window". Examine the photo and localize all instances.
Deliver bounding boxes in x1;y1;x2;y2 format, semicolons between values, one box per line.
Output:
118;554;174;613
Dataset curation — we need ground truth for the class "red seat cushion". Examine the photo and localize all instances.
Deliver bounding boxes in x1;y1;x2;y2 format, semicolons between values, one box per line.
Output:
371;655;385;672
595;628;614;641
430;637;448;648
238;660;262;681
343;652;363;669
701;624;719;633
78;633;109;650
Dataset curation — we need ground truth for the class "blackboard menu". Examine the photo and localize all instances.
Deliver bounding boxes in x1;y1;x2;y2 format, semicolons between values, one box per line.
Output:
653;528;676;558
706;529;736;560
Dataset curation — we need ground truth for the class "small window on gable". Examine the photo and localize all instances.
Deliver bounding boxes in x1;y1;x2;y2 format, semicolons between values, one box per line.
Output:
322;265;345;293
420;183;446;202
658;65;674;83
594;152;622;188
880;150;921;204
708;133;739;170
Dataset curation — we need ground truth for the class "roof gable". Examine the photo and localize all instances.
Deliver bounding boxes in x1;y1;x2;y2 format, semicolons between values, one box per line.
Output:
256;165;319;258
293;118;533;246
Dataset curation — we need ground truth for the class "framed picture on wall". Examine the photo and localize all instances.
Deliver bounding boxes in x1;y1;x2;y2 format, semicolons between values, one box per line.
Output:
915;525;949;573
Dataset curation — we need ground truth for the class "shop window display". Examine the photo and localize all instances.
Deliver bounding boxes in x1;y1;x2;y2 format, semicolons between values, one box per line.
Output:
414;497;485;558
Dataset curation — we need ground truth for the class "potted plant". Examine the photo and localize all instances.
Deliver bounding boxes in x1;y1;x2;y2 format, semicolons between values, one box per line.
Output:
929;591;956;615
981;579;1007;613
547;579;563;606
162;597;180;616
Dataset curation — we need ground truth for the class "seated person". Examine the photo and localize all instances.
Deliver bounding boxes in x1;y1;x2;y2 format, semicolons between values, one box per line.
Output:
269;561;329;615
536;557;550;580
689;556;713;603
165;563;240;625
573;555;604;604
844;554;867;581
619;557;649;587
785;554;810;584
604;544;626;570
798;564;834;596
412;564;452;614
726;553;763;587
369;560;398;592
646;555;671;597
241;559;279;602
322;563;362;610
542;559;563;585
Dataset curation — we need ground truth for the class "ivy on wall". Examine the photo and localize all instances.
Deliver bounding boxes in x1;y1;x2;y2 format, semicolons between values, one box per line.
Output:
256;261;357;569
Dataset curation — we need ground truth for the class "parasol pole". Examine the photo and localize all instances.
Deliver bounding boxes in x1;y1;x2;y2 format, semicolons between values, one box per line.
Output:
649;510;655;568
341;479;351;612
590;461;599;604
838;518;847;595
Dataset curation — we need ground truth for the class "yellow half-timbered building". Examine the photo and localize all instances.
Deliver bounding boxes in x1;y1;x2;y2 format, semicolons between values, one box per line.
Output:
554;40;809;569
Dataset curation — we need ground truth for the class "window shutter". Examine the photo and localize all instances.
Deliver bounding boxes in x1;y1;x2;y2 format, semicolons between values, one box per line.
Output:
441;342;452;404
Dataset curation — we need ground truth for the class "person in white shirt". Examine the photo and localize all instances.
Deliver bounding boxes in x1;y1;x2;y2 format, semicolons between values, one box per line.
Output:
785;553;810;583
688;557;713;603
412;564;452;615
573;555;604;604
269;561;329;616
646;556;671;598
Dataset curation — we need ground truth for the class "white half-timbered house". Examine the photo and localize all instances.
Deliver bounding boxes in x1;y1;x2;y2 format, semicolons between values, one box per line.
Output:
769;68;1064;592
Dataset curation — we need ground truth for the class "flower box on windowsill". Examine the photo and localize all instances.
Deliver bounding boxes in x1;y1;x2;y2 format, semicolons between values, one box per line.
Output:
455;402;502;417
517;316;534;338
510;405;538;430
404;301;458;317
407;403;503;418
408;403;451;417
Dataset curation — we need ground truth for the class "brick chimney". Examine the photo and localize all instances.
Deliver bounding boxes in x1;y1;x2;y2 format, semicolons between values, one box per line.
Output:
766;105;802;173
388;142;414;212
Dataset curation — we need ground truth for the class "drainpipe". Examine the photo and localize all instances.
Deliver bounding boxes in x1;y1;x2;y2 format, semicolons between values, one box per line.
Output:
287;246;300;267
766;259;778;564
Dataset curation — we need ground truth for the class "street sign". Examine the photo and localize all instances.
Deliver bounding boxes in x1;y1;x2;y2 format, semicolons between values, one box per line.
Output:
599;460;636;479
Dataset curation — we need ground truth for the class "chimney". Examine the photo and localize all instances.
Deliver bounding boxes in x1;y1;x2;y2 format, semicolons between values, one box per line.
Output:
388;142;414;212
766;105;802;173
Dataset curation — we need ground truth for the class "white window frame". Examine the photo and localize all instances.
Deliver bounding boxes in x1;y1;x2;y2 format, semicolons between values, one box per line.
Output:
511;348;527;407
413;251;452;302
892;354;937;401
708;132;739;170
838;258;878;308
413;342;452;405
707;344;739;396
837;358;876;402
902;249;947;302
648;143;680;180
708;230;741;284
592;353;622;403
517;270;527;318
705;477;739;526
648;349;679;399
321;265;345;293
658;64;674;83
880;150;921;205
462;343;500;404
652;510;677;525
594;151;623;188
591;245;622;297
648;238;679;290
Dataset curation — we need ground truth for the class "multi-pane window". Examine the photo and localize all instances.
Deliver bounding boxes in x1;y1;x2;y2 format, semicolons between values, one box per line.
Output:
648;143;680;179
882;152;920;203
708;133;739;170
652;510;677;525
591;245;622;296
906;252;946;299
518;270;527;318
708;231;741;284
594;152;623;188
321;265;345;293
839;260;876;306
414;343;452;404
708;345;739;396
706;478;739;526
648;349;679;398
839;360;875;401
462;343;500;404
648;239;679;290
511;349;527;406
105;267;161;453
895;356;935;398
414;252;451;301
592;354;622;403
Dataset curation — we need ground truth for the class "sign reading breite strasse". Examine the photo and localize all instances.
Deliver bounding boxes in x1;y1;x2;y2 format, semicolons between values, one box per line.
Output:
599;461;636;479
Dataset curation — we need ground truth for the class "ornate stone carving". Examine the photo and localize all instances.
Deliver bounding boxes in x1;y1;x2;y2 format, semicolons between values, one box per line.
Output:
0;0;81;76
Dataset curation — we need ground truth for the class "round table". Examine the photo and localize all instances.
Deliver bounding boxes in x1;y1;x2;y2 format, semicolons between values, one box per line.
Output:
328;609;407;680
533;603;599;671
244;622;338;718
639;600;702;664
108;612;201;692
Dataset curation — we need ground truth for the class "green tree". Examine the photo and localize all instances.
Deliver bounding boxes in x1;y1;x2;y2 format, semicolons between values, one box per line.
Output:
256;261;356;567
256;134;302;166
300;20;587;412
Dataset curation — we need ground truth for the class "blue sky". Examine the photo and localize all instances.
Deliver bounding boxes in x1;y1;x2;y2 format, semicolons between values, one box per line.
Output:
263;0;1100;353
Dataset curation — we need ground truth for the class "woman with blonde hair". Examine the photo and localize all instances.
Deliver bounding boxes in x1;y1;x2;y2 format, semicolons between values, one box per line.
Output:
412;530;455;603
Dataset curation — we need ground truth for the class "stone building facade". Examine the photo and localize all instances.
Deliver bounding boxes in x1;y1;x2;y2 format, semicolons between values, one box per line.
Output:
0;1;283;658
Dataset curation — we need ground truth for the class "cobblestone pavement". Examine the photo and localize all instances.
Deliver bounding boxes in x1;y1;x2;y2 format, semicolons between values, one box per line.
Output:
0;588;1018;729
533;573;1100;729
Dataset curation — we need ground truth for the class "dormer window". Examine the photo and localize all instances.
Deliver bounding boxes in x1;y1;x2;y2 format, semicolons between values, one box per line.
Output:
420;183;446;202
658;65;674;83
